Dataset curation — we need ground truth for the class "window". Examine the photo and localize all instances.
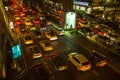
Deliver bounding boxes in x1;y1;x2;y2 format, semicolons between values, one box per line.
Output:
73;57;80;63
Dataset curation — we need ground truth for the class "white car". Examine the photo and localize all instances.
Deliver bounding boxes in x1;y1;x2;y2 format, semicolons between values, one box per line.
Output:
45;32;58;40
29;46;42;59
53;28;65;35
68;52;91;71
40;40;53;51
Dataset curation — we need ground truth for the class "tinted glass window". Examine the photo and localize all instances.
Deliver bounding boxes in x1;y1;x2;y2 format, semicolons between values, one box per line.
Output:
82;62;90;66
45;41;51;47
31;47;40;53
25;36;31;40
58;28;63;31
73;57;80;63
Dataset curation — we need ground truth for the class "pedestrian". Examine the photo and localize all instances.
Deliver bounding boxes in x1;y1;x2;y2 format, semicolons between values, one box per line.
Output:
90;50;96;62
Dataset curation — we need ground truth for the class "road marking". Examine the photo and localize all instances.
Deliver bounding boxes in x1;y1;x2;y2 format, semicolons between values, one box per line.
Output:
66;47;70;50
93;70;100;76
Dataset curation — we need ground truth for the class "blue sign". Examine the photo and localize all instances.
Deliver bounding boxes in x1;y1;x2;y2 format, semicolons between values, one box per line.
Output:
12;44;22;59
74;1;89;6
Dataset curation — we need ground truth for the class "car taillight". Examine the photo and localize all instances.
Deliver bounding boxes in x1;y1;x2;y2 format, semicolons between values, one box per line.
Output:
98;32;101;35
16;22;20;25
80;66;85;69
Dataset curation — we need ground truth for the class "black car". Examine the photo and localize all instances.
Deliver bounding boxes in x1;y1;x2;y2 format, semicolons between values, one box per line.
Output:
91;50;107;67
20;26;27;34
95;35;113;46
32;63;52;80
34;31;42;39
49;53;68;71
77;27;92;36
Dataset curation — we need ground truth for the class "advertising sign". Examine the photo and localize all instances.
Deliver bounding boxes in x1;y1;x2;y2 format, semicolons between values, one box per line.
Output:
74;1;89;6
12;44;22;59
65;12;76;29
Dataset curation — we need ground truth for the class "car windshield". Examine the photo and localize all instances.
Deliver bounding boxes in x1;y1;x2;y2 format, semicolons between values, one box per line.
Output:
30;47;40;53
33;65;48;78
45;41;51;47
58;28;63;31
35;31;41;35
25;36;32;40
82;62;90;66
50;32;55;36
52;56;66;67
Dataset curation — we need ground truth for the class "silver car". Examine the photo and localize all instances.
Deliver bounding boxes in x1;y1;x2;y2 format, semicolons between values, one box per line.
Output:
68;52;91;71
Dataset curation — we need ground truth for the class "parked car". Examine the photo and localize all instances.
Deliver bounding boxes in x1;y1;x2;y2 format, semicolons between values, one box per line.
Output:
95;35;113;45
77;27;92;36
53;28;65;35
33;31;42;39
29;46;42;59
23;35;34;44
68;52;91;71
24;20;33;26
40;40;53;51
49;53;68;71
15;20;22;26
45;32;58;40
32;63;52;80
14;16;20;20
32;18;40;25
91;50;107;67
106;33;120;43
30;26;37;31
90;27;104;36
20;26;27;34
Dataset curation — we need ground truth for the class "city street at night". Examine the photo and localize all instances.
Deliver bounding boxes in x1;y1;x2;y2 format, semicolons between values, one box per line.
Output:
0;0;120;80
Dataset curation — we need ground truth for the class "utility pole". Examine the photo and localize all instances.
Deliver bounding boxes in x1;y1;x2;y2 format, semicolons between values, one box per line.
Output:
0;0;7;79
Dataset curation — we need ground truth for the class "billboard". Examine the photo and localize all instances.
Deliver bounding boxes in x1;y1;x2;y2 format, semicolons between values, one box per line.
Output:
74;1;89;6
12;44;22;59
65;12;76;29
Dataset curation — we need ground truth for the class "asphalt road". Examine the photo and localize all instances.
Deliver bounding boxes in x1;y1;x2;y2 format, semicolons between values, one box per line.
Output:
19;31;120;80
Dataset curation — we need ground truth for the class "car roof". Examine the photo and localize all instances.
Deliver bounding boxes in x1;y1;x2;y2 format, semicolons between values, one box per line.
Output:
29;46;41;53
69;52;89;62
41;40;50;44
74;54;89;62
32;64;48;76
24;35;32;39
50;55;66;67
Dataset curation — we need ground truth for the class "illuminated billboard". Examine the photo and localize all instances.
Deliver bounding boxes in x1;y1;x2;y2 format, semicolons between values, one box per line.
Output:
74;1;89;6
65;12;76;29
12;44;22;59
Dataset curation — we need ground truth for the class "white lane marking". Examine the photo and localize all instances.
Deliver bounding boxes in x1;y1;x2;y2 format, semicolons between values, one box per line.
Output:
66;47;70;50
93;70;100;76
